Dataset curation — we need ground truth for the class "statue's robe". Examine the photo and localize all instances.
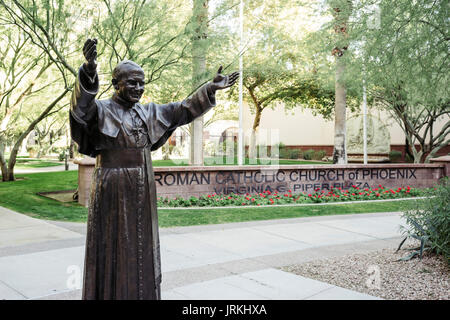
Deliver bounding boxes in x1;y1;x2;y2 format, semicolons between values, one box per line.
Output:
70;65;216;300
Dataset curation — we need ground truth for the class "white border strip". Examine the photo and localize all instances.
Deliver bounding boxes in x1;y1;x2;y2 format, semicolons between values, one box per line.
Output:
158;196;430;211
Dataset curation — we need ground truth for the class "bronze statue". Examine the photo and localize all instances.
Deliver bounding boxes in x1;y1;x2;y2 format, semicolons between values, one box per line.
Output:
70;38;239;300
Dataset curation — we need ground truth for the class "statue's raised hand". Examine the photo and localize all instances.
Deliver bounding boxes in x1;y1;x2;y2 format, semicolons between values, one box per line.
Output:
83;38;97;75
210;66;239;91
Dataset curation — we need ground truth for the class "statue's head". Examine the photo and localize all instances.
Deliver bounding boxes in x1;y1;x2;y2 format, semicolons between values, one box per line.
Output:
111;60;145;103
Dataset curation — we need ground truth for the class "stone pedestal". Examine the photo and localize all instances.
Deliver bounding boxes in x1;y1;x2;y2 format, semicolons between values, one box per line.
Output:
74;157;96;207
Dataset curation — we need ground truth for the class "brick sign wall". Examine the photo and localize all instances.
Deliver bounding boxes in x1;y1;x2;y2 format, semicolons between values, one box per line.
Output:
154;164;446;199
75;158;448;206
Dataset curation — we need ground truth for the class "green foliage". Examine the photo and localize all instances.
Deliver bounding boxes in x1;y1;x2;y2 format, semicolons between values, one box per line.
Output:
303;149;326;160
389;150;403;163
158;185;425;208
303;149;315;160
314;150;326;160
349;0;449;162
399;178;450;263
288;149;300;160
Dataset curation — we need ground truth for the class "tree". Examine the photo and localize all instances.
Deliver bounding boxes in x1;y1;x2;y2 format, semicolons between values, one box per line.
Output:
230;0;337;159
189;0;210;165
93;0;193;99
0;0;78;180
329;0;352;164
352;0;449;162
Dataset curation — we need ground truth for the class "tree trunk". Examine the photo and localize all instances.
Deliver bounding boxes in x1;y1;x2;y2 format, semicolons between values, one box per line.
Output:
0;141;8;181
69;139;75;159
3;88;69;181
331;0;351;165
249;105;262;162
333;56;347;164
189;0;209;166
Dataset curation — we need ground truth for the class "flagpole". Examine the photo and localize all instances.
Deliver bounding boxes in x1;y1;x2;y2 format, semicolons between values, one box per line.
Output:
363;76;368;165
237;0;244;166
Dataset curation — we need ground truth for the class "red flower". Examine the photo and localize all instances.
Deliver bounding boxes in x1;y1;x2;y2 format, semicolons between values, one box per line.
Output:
308;194;312;197
376;193;380;197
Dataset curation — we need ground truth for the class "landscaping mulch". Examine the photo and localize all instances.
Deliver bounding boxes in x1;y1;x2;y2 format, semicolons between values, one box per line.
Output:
282;239;449;300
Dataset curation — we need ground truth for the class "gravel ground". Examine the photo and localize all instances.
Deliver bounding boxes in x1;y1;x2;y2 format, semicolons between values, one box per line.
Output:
282;240;449;300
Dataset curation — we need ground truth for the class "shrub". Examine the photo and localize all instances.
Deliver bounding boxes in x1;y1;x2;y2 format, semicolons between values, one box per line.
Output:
303;149;315;160
289;149;300;159
313;150;326;160
275;142;287;159
389;150;403;163
279;149;290;159
398;178;450;263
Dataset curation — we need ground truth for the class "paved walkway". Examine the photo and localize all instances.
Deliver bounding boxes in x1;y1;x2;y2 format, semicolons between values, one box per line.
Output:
13;162;78;174
0;206;407;300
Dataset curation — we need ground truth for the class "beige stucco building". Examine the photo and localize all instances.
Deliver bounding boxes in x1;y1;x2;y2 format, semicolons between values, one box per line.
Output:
240;102;449;159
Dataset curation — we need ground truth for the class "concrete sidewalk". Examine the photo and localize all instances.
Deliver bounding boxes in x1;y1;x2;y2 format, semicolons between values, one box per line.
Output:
13;162;78;174
0;206;406;300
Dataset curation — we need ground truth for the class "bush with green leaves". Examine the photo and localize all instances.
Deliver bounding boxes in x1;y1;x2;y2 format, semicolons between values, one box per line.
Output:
389;150;402;163
313;150;326;160
398;178;450;263
289;149;300;159
303;149;315;160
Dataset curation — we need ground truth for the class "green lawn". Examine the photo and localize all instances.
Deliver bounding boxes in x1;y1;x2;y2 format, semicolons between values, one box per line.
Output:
157;200;417;227
0;171;87;222
0;171;419;226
